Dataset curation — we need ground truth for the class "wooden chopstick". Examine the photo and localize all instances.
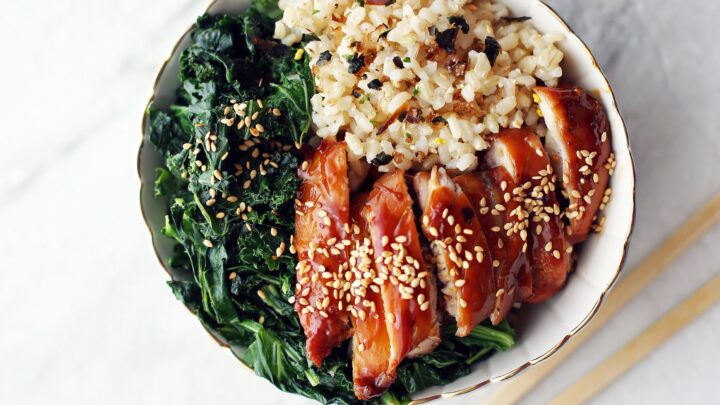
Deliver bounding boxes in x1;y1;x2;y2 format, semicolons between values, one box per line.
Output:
550;272;720;405
484;192;720;405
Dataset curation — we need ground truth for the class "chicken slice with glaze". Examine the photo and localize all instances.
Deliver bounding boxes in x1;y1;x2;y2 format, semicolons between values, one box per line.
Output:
534;86;612;244
414;167;495;335
293;140;353;367
454;167;529;324
363;170;441;370
486;128;572;303
348;193;394;400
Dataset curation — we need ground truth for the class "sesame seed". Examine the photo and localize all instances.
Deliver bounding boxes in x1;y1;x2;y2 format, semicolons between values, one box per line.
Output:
496;288;505;297
252;111;259;120
272;108;282;116
420;302;430;311
203;239;213;248
545;241;552;252
552;249;561;259
257;290;267;300
454;279;466;287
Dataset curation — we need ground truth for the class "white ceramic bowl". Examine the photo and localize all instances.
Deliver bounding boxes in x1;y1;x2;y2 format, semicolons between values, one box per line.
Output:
138;0;635;402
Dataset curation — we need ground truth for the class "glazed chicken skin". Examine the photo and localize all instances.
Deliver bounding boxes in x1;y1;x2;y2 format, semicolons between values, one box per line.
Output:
485;128;572;303
293;140;353;367
534;86;612;244
348;192;395;400
363;171;441;371
454;167;529;323
414;167;496;335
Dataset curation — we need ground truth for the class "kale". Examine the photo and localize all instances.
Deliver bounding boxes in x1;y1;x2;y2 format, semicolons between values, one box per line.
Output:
147;2;516;403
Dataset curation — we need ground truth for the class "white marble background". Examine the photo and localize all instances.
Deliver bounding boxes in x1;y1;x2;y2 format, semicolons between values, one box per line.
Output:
1;0;719;404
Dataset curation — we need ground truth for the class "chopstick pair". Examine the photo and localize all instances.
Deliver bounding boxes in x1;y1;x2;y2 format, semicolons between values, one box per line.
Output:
484;192;720;405
550;272;720;404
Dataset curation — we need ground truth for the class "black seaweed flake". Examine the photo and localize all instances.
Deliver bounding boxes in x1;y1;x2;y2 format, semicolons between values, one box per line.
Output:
392;56;404;68
352;89;362;98
501;16;531;23
370;152;393;166
449;16;470;34
398;110;408;122
484;36;501;67
316;50;332;66
347;53;365;74
367;79;383;90
435;28;458;52
431;116;447;125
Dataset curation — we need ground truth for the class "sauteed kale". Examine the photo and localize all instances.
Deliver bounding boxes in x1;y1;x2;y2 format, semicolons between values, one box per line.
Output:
147;2;515;404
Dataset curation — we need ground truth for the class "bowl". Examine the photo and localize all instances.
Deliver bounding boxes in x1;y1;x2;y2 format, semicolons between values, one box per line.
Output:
138;0;636;402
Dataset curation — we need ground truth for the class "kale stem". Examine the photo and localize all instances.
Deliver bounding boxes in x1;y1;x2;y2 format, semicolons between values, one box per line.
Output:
468;325;516;349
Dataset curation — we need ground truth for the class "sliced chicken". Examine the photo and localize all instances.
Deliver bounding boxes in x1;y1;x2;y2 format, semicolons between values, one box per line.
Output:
294;140;353;367
348;193;395;400
534;86;612;244
454;168;529;324
414;167;495;335
486;128;572;303
363;170;440;366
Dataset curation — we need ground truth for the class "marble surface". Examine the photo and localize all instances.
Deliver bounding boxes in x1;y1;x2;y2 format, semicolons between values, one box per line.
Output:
1;0;719;404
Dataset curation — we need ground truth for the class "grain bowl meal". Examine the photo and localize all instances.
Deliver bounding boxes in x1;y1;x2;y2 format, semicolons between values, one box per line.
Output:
146;0;615;402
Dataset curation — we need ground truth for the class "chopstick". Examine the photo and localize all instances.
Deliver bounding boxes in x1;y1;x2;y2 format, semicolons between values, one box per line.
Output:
550;272;720;405
484;192;720;405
